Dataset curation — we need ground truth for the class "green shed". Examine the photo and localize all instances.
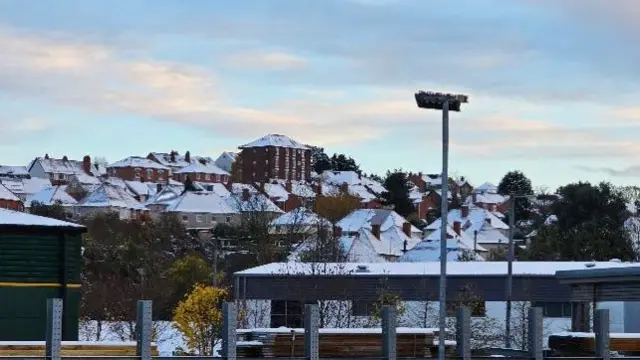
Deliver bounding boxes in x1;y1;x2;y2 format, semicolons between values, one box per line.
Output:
0;209;86;341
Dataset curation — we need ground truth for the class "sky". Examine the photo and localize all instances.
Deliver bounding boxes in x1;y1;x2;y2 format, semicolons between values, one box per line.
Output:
2;0;640;190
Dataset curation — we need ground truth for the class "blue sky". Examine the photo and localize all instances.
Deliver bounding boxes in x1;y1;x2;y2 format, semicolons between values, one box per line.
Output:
2;0;640;190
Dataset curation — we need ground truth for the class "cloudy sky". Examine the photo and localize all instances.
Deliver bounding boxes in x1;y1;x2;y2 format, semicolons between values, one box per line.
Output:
2;0;640;189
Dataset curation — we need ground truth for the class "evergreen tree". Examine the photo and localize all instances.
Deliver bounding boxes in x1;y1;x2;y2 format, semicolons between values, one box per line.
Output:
381;170;415;218
498;170;534;221
309;146;332;174
330;153;360;173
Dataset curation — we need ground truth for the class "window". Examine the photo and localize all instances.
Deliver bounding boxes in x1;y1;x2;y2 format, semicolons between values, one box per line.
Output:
226;216;231;223
532;302;572;318
158;169;164;175
196;215;203;223
270;300;303;328
146;169;153;178
182;215;188;222
205;173;211;181
58;173;65;180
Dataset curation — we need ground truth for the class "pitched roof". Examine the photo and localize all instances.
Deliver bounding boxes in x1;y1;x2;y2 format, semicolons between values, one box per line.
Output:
270;208;330;227
149;152;214;169
107;156;170;170
337;209;421;234
76;183;146;210
0;165;28;177
165;191;237;214
0;183;20;201
239;134;309;150
474;182;498;194
32;157;84;175
425;206;509;244
175;162;229;175
25;186;77;207
263;183;290;202
0;208;84;229
22;177;53;196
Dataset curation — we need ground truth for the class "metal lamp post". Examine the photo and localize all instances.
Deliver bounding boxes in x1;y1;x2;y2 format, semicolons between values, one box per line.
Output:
415;91;469;360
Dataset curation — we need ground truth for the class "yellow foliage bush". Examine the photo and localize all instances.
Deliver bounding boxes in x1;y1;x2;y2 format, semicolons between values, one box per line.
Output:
172;284;228;355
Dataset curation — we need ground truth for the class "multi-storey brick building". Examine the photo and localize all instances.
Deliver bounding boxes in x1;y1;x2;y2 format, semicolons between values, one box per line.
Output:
237;134;312;183
106;156;170;182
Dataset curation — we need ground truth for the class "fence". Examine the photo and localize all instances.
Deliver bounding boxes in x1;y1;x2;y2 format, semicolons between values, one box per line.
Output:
2;298;619;360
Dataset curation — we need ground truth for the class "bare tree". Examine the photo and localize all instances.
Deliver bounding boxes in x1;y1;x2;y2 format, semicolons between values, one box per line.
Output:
446;284;502;349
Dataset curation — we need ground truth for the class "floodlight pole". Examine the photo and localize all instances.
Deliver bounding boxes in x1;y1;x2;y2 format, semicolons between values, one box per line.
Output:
505;196;515;348
438;101;449;360
414;90;468;360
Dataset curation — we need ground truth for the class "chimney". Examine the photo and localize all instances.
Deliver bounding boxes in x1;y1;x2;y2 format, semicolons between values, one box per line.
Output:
316;182;323;196
259;181;265;193
45;153;50;159
333;226;343;238
82;155;91;175
418;172;423;177
371;224;381;239
62;155;68;162
156;183;162;193
472;193;477;204
242;188;250;201
461;205;469;218
402;222;412;238
473;230;478;252
453;221;461;236
340;182;349;193
285;181;292;193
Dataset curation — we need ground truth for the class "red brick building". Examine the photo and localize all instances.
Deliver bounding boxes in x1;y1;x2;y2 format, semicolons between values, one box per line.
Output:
237;134;312;183
0;183;23;211
173;162;230;183
106;156;170;182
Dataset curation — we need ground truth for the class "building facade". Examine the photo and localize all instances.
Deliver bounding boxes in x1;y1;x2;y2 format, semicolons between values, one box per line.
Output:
106;156;170;182
237;134;312;183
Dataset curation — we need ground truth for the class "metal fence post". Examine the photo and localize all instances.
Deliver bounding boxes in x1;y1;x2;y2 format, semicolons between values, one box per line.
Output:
382;305;397;360
304;303;319;360
222;302;237;360
136;300;152;360
595;309;610;360
45;298;63;360
527;307;543;360
455;307;471;360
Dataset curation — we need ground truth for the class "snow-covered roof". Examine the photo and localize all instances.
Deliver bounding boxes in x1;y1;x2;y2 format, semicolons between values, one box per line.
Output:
76;183;146;210
32;157;84;175
0;183;20;201
72;173;102;186
0;179;24;195
107;156;170;170
337;209;421;234
25;186;77;207
237;260;637;276
239;134;309;150
399;237;481;262
424;225;488;252
422;174;442;186
175;162;229;175
274;180;316;198
149;152;214;169
145;186;181;206
166;191;237;214
426;206;509;245
263;183;290;202
228;193;284;213
347;184;378;203
473;182;498;194
473;192;507;205
322;171;387;195
231;183;259;194
0;165;28;177
271;208;330;227
124;180;156;197
0;208;84;229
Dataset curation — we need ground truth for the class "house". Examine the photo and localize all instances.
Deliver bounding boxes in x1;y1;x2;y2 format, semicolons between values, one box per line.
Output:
74;183;147;220
106;156;170;182
215;151;237;173
0;165;29;179
66;173;103;200
237;134;312;183
174;162;230;183
0;177;52;202
333;209;422;262
147;151;215;173
27;155;104;185
452;177;473;197
25;186;77;215
145;186;182;215
321;171;385;209
425;204;509;251
400;221;487;262
0;183;23;211
408;172;443;192
473;182;498;194
467;192;508;213
269;208;330;242
165;191;238;230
